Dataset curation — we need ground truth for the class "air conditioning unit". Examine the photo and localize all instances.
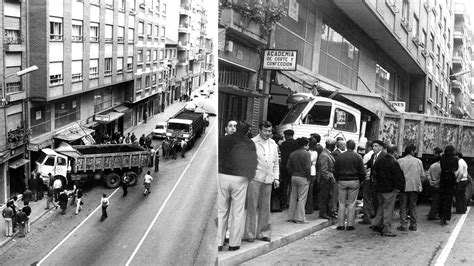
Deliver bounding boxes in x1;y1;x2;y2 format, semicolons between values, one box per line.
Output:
225;40;233;52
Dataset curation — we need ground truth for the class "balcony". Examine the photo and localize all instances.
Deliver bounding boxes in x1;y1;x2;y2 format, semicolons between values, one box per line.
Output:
180;5;191;16
4;33;24;52
219;8;267;46
452;51;464;68
7;126;31;149
177;42;190;50
178;23;190;33
450;79;463;93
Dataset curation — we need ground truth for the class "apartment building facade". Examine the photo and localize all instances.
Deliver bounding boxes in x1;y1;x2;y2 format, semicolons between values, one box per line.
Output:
451;1;472;118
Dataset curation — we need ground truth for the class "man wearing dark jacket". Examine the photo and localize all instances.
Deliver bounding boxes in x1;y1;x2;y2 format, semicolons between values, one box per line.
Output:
334;140;365;230
279;129;299;209
371;144;405;237
317;138;336;219
217;121;257;252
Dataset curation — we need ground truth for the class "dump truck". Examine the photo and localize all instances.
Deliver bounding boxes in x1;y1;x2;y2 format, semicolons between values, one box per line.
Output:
277;92;473;202
166;109;206;147
34;143;150;189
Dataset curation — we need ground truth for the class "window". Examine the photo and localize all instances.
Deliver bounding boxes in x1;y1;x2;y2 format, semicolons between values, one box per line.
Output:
412;15;419;38
430;34;435;52
119;0;125;9
138;50;143;62
117;26;124;43
128;28;134;43
162;3;166;15
4;30;21;44
72;20;83;41
333;109;357;132
155;25;159;37
49;62;63;86
437;45;441;62
90;59;99;78
161;26;165;38
57;157;67;166
127;56;133;71
117;57;124;73
45;157;55;166
319;20;359;89
160;50;164;60
145;76;150;87
136;77;142;90
105;0;113;8
435;85;439;104
402;0;409;21
304;101;332;126
90;23;99;42
428;78;433;99
375;64;393;100
146;50;151;62
152;73;156;85
55;98;80;129
153;50;158;61
50;17;63;41
147;23;152;37
128;0;135;10
94;87;113;113
105;25;113;42
71;60;83;81
105;58;112;75
6;81;21;94
138;21;144;35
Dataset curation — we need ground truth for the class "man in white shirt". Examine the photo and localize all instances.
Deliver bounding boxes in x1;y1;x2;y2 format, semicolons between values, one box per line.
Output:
455;152;468;214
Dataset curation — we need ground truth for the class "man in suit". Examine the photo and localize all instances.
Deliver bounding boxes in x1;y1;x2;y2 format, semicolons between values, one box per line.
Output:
364;139;386;222
317;138;336;219
279;129;299;209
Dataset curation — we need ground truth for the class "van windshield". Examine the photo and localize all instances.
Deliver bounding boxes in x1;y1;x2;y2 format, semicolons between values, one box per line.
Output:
155;125;165;129
280;102;309;124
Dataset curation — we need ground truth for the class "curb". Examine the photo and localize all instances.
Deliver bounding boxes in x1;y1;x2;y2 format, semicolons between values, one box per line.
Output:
0;208;51;248
218;219;336;265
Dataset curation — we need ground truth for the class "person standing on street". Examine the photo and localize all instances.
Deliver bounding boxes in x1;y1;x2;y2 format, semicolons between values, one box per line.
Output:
279;129;299;210
439;145;458;225
75;186;83;215
70;181;78;206
455;152;468;214
371;144;405;237
305;137;318;214
143;171;154;195
53;177;62;202
16;209;27;238
122;173;130;197
22;203;31;233
397;144;425;232
427;153;442;220
29;173;37;202
22;187;33;205
154;148;160;172
360;141;374;224
2;203;14;237
36;172;44;200
101;194;109;221
244;121;280;243
317;138;336;219
286;137;311;223
46;186;58;210
217;120;257;252
58;190;69;215
365;140;386;221
334;140;366;230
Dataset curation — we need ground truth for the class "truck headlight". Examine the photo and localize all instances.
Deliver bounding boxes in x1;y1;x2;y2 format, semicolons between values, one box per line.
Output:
166;132;172;136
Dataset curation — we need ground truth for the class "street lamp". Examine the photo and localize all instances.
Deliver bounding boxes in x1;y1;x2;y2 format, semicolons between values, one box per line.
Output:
2;65;38;105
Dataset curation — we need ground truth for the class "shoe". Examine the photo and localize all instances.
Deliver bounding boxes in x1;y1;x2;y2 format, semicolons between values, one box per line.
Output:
427;217;440;221
286;219;295;223
224;238;229;245
370;225;383;233
359;220;371;225
228;246;240;251
382;232;396;237
440;219;448;225
218;246;223;252
242;238;255;243
319;215;330;220
259;237;271;242
409;225;417;231
396;226;407;231
336;226;345;231
346;226;355;231
293;220;309;224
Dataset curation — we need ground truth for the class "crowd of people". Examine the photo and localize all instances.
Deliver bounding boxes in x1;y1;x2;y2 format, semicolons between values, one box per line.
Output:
217;119;470;251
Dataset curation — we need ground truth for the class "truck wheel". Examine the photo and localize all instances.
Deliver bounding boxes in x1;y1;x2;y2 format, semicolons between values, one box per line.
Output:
105;173;121;188
126;172;138;186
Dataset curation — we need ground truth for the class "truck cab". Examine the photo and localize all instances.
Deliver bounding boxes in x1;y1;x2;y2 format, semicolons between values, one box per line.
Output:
35;148;69;185
167;119;193;141
278;93;361;144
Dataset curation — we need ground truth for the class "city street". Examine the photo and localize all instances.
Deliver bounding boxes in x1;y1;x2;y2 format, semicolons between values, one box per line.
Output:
244;205;474;265
0;112;217;265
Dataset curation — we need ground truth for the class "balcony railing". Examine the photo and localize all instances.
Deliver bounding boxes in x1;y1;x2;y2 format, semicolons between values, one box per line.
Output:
4;36;23;44
7;126;31;146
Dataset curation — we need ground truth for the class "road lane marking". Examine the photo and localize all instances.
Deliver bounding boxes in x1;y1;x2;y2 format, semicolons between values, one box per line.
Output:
125;121;216;266
38;187;120;265
434;206;471;266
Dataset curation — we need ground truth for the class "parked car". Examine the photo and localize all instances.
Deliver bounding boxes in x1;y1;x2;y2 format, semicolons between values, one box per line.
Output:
152;122;168;139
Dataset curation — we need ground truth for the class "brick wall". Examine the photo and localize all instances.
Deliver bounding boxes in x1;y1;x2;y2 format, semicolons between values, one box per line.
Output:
28;0;48;100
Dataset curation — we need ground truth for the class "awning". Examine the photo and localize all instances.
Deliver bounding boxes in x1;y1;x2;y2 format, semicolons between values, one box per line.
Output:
274;71;318;94
333;91;397;117
95;111;124;123
55;143;83;158
9;158;29;169
113;105;130;113
83;121;98;129
54;127;95;142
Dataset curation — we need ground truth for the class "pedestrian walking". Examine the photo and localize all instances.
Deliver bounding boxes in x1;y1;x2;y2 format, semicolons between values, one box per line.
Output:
9;196;19;233
45;186;58;210
397;144;425;232
75;187;83;215
244;121;280;243
455;152;468;214
22;203;32;233
154;149;160;173
317;138;336;219
143;111;148;124
149;147;156;167
439;145;458;225
217;120;257;252
16;209;27;237
22;187;33;205
180;139;187;158
371;144;405;237
29;173;37;202
334;140;365;231
122;174;130;197
53;177;62;202
70;181;78;206
101;194;109;221
58;190;69;215
2;203;14;237
286;137;311;224
36;172;44;200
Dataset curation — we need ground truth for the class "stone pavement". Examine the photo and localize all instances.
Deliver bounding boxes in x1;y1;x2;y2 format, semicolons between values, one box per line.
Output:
217;209;338;265
0;81;215;247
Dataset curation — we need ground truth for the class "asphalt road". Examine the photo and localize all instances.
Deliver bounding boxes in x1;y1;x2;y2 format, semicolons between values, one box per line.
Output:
244;204;474;265
0;117;217;265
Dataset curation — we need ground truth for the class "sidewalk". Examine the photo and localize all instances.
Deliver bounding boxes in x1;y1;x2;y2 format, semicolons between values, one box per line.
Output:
217;210;337;265
0;98;190;248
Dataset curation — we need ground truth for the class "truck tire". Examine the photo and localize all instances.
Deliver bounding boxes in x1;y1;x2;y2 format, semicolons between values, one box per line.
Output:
105;173;121;188
126;172;139;186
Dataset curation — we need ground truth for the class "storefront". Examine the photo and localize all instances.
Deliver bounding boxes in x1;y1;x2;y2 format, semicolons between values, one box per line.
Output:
95;109;124;142
53;124;96;147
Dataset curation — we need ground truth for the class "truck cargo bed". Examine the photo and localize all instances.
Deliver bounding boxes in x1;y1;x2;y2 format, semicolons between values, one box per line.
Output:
72;144;147;155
